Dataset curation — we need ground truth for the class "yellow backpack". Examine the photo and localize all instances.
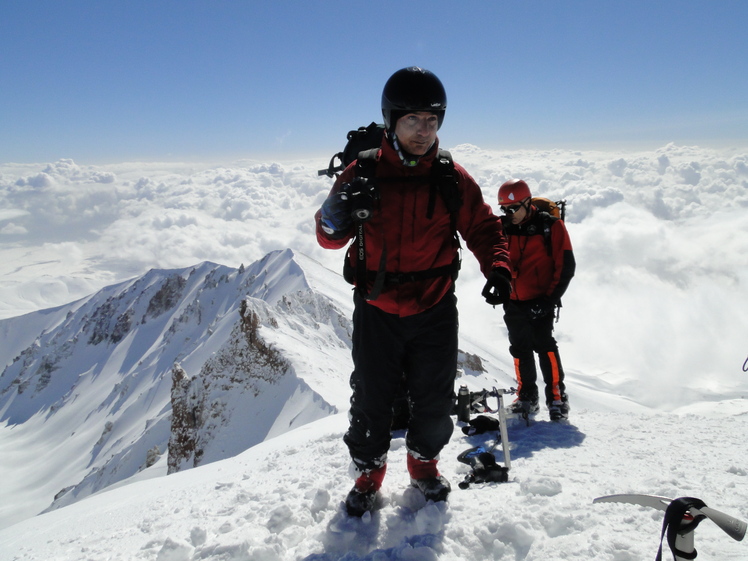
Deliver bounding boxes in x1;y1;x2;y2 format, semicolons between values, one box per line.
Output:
532;197;566;221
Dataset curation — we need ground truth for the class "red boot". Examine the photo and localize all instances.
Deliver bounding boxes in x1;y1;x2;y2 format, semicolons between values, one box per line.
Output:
345;464;386;517
407;454;451;502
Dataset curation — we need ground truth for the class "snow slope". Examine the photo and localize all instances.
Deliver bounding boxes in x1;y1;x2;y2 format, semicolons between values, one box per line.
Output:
0;249;355;528
1;407;747;560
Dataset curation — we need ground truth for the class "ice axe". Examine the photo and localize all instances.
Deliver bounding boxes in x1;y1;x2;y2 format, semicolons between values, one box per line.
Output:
594;494;746;560
458;387;513;470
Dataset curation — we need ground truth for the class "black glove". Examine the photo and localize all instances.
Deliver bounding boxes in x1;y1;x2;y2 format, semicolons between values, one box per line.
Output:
461;414;500;435
319;191;352;236
471;453;509;484
481;268;512;306
528;296;557;320
458;452;509;488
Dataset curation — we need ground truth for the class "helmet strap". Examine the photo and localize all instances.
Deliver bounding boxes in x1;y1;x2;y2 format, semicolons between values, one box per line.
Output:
519;199;534;223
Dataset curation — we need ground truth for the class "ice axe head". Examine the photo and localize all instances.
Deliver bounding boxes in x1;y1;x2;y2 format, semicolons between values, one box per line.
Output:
594;494;747;542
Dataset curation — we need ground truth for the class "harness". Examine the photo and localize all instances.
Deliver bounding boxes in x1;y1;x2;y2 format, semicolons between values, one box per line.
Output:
343;147;463;301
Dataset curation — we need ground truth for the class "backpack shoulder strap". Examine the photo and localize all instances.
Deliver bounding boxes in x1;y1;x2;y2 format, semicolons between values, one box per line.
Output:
431;150;462;250
428;149;461;213
537;211;559;256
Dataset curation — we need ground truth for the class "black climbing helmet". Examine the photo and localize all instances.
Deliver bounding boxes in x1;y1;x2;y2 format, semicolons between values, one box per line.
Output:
381;67;447;131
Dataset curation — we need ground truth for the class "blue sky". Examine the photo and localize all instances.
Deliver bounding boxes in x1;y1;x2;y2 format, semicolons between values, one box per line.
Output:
2;0;747;164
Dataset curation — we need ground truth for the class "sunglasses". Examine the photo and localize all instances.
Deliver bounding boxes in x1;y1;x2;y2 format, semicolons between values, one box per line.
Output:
500;204;523;215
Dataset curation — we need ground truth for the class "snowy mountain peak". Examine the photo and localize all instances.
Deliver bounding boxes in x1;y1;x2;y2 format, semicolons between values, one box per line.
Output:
0;249;348;526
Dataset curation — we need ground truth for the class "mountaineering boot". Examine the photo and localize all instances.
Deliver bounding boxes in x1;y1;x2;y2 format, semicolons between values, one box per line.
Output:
411;475;452;502
508;397;540;416
548;398;570;421
407;453;451;502
345;464;386;517
345;487;378;518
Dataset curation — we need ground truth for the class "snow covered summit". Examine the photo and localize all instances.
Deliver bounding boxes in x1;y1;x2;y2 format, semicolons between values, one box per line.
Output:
0;249;353;528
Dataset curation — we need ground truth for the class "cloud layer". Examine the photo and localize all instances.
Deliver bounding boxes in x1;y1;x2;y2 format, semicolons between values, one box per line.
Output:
1;143;747;407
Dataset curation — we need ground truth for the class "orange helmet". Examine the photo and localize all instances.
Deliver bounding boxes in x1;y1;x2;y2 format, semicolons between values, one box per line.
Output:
498;179;531;206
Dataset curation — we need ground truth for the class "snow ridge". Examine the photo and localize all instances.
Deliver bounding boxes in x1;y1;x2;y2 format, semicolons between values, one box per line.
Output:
0;248;349;523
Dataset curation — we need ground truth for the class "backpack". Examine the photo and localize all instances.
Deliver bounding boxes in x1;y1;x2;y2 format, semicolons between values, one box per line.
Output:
530;197;567;255
531;197;566;221
318;122;385;178
500;197;567;257
320;123;462;300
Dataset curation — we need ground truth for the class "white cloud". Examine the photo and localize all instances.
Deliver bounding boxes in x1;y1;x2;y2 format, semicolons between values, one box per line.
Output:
677;161;702;185
17;172;54;189
0;209;29;222
91;171;116;184
0;146;746;405
0;222;28;235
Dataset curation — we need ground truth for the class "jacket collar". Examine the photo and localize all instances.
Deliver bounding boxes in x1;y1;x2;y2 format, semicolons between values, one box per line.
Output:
380;133;439;173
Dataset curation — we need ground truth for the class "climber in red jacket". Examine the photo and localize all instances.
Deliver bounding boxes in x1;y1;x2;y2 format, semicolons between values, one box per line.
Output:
315;67;511;516
497;179;576;422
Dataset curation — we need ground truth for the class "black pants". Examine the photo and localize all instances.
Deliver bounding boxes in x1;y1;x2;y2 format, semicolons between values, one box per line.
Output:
344;291;458;471
503;300;566;405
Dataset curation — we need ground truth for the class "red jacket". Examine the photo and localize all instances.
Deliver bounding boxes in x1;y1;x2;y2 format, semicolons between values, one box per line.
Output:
316;138;510;317
503;207;575;302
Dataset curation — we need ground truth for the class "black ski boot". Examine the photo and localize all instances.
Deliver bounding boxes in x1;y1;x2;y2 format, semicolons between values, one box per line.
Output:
345;487;379;517
407;454;451;502
345;464;386;517
508;397;539;415
548;398;570;421
411;475;452;502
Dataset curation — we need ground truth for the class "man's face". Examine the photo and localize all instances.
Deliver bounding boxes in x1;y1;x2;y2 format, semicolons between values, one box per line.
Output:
502;200;529;225
394;112;439;156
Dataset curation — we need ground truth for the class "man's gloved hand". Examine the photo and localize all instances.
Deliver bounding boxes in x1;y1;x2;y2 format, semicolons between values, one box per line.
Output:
528;296;557;320
481;268;512;306
319;190;352;237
